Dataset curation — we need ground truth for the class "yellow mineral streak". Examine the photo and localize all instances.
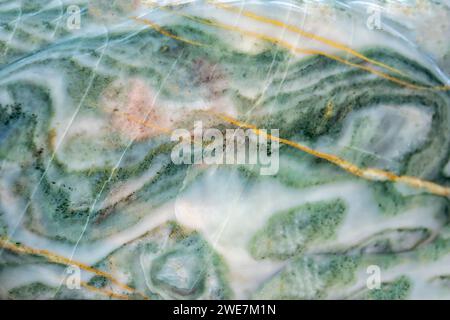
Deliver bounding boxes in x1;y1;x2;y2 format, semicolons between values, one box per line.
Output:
113;109;450;197
324;100;334;119
209;1;450;91
80;281;130;300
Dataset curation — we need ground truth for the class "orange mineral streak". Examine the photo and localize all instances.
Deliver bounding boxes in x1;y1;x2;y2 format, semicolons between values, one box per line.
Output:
209;1;450;91
80;282;130;300
324;100;334;119
211;111;450;197
0;237;149;300
157;6;450;91
209;1;407;76
106;107;450;197
133;16;205;47
89;0;142;23
101;78;173;141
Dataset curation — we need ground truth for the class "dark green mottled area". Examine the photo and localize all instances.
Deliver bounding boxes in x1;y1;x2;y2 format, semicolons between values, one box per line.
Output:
0;103;36;161
7;282;56;299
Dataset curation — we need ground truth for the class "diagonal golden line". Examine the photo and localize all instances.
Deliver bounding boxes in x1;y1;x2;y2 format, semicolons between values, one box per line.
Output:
211;111;450;198
112;108;450;198
110;107;450;197
209;0;407;77
133;16;206;47
0;237;150;299
158;6;449;91
80;281;130;300
118;111;174;135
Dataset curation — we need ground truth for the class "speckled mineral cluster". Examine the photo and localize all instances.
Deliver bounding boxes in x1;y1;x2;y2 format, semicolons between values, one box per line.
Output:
1;0;450;300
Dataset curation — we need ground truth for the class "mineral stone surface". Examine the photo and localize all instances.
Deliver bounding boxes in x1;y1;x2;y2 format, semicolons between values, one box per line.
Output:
1;0;450;300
